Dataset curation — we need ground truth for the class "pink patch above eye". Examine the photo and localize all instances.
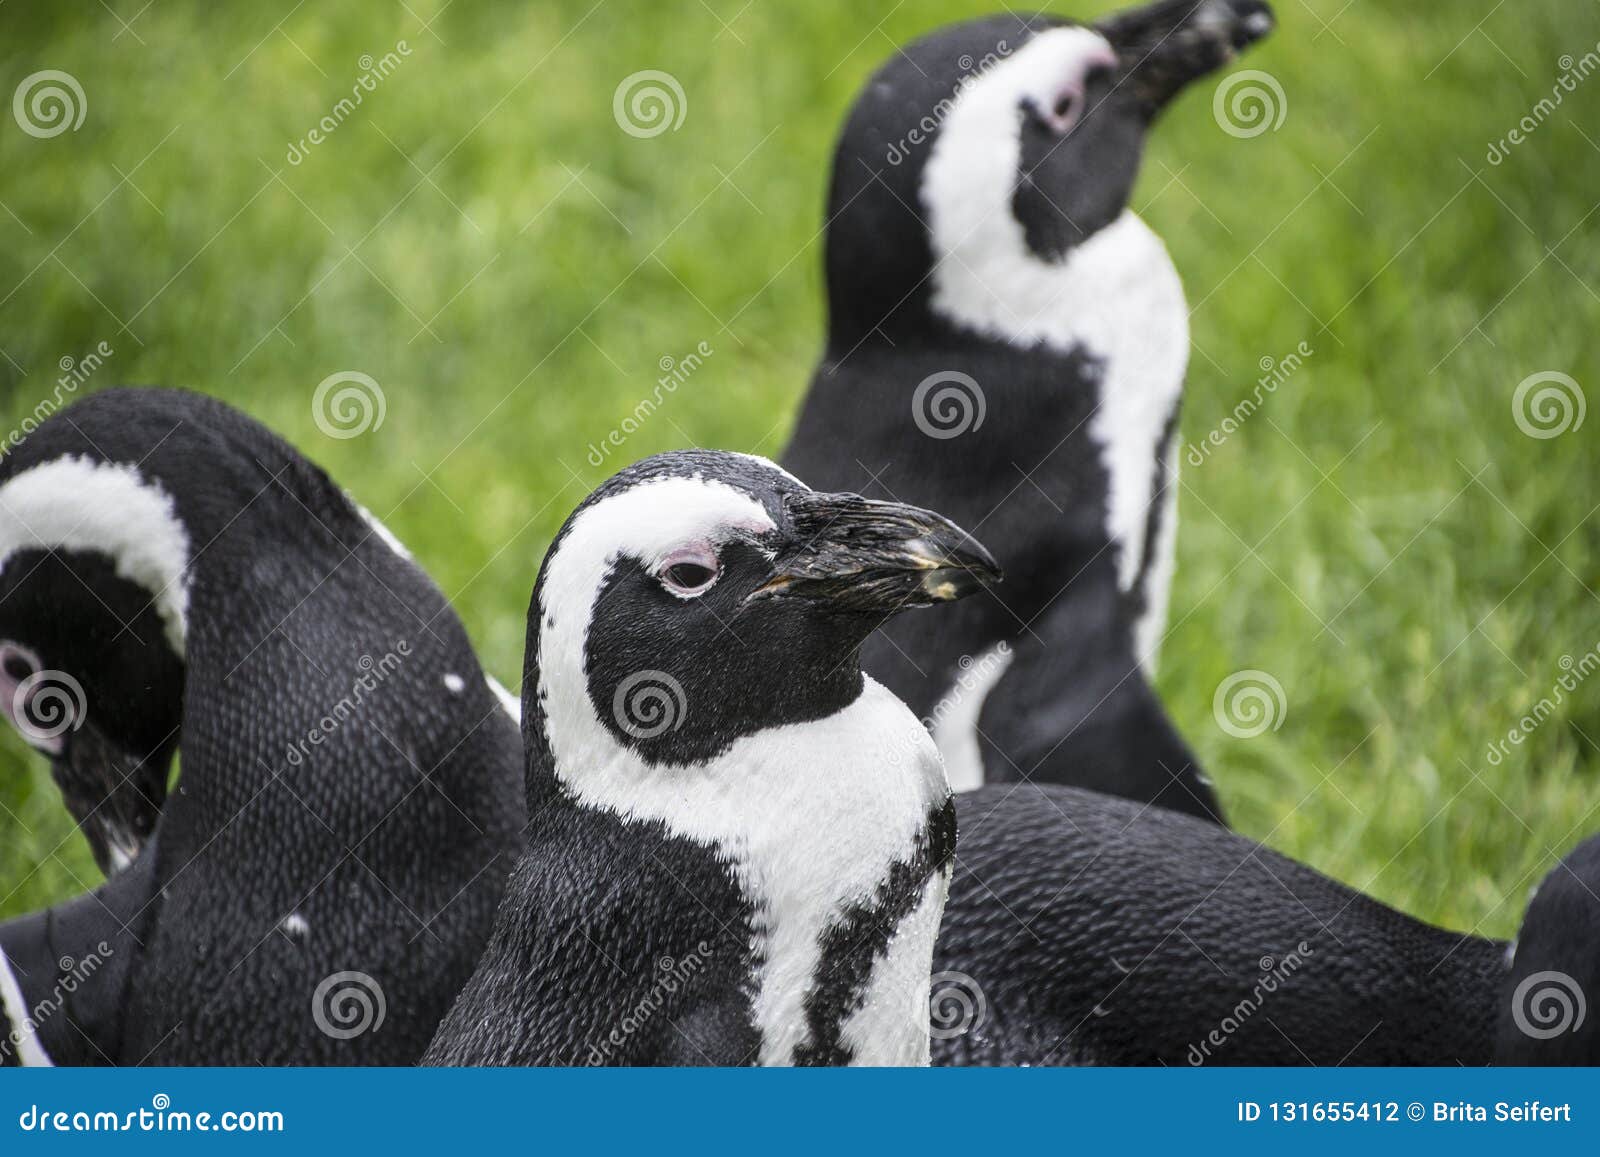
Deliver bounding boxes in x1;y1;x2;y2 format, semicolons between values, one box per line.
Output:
1036;42;1117;134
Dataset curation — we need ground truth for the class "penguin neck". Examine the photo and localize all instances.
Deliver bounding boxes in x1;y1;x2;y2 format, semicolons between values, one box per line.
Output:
823;202;1188;673
533;675;954;1066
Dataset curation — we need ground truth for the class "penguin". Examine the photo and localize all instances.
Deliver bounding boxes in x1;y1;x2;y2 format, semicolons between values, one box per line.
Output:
783;0;1276;821
934;783;1509;1065
0;387;525;1065
1493;834;1600;1065
424;451;1000;1066
410;448;1507;1068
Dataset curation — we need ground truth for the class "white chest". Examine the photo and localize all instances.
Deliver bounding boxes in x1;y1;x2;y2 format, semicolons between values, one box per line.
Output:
549;678;950;1065
926;203;1188;601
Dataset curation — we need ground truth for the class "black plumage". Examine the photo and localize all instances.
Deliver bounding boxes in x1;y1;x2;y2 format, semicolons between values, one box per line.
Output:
785;1;1276;821
0;388;525;1065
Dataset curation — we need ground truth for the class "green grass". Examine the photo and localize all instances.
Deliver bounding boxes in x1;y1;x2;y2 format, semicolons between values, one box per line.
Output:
1;0;1597;938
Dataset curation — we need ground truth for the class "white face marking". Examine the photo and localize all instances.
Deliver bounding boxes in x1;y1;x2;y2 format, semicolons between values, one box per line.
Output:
0;945;54;1066
539;476;779;752
538;472;950;1064
0;456;192;655
929;641;1017;792
281;913;310;938
922;28;1189;644
442;672;466;694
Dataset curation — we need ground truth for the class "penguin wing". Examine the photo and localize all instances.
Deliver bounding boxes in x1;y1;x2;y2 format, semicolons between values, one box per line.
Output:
0;848;156;1066
976;600;1225;823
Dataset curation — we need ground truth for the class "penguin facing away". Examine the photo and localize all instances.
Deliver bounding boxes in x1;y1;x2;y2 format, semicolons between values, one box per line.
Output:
783;0;1275;821
1494;833;1600;1065
0;387;525;1065
425;451;1000;1066
938;783;1510;1065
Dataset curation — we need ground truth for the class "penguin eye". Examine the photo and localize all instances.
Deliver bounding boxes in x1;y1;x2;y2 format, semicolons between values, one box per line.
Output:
656;546;721;598
1052;94;1075;122
0;644;37;684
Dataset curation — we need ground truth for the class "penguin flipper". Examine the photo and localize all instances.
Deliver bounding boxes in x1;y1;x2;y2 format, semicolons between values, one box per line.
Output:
976;629;1225;824
0;849;156;1066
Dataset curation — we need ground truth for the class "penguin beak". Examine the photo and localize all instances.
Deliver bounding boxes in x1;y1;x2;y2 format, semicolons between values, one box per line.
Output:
1095;0;1274;113
53;720;167;877
749;491;1002;613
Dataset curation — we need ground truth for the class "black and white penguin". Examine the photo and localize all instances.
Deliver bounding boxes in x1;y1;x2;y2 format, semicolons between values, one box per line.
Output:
0;387;525;1065
783;0;1275;821
425;451;999;1066
935;783;1509;1065
1494;834;1600;1066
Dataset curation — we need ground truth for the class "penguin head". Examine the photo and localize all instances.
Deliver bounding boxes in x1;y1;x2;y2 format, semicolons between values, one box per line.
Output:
0;446;190;876
526;450;1001;774
822;0;1273;338
0;387;332;875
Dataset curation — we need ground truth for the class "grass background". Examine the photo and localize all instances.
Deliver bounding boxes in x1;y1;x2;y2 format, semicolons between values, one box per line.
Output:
0;0;1597;939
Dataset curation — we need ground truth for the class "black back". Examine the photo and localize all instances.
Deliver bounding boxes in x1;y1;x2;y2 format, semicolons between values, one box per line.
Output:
0;388;526;1064
933;784;1507;1065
